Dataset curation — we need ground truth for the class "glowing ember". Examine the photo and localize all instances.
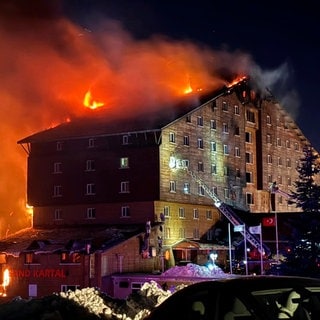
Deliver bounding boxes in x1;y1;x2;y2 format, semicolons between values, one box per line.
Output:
1;268;9;296
83;91;104;110
227;76;247;88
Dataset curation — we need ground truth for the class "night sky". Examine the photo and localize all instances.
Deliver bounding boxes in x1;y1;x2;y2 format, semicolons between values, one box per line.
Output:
63;0;320;150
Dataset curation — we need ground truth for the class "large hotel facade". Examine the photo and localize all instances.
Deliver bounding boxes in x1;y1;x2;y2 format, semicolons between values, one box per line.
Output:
0;78;314;299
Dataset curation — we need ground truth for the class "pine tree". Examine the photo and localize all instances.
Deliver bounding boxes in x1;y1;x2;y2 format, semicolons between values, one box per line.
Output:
291;146;320;212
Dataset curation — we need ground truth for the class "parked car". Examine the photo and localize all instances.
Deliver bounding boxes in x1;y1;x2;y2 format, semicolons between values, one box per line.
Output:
144;275;320;320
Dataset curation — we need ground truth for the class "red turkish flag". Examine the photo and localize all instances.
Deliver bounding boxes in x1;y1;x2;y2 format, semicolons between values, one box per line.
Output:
262;217;276;227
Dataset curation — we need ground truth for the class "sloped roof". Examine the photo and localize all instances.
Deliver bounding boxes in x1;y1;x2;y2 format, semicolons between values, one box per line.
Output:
0;225;144;257
17;87;225;144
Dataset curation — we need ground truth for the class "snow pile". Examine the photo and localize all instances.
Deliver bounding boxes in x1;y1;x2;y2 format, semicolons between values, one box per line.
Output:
162;262;226;277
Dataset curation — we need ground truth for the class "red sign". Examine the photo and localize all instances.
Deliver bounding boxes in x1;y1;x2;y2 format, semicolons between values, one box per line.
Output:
10;269;66;278
262;217;276;227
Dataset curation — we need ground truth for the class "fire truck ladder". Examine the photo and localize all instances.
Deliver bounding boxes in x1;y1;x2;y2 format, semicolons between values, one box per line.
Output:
185;168;271;256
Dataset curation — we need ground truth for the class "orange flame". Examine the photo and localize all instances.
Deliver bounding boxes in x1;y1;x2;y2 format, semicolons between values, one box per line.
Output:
83;90;104;110
1;268;9;297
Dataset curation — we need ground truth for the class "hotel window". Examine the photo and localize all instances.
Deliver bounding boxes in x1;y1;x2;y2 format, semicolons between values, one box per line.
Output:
246;172;253;183
224;166;229;176
183;182;190;194
245;152;253;164
88;138;95;148
246;110;255;123
268;174;273;183
211;164;217;174
224;188;230;199
120;157;129;168
278;175;283;184
54;208;62;220
288;177;292;186
182;159;190;168
86;183;96;195
210;119;216;130
179;228;186;238
206;210;212;220
235;147;240;157
122;135;129;145
246;193;254;205
198;185;205;196
266;134;272;144
267;154;272;164
197;138;204;149
56;141;63;151
193;209;199;219
169;132;175;143
277;157;283;166
212;186;218;196
197;116;203;126
86;159;95;171
266;115;271;125
234;126;240;136
121;206;130;217
286;140;291;148
234;105;240;115
193;229;200;240
245;131;252;143
53;185;62;197
222;101;228;111
236;168;241;179
183;135;190;146
53;162;62;174
277;138;281;147
198;162;204;172
223;123;229;133
120;181;130;193
294;142;299;151
164;227;170;239
186;114;191;123
86;207;96;219
164;206;170;218
178;207;185;219
223;144;229;155
211;141;217;152
61;253;80;264
169;180;176;192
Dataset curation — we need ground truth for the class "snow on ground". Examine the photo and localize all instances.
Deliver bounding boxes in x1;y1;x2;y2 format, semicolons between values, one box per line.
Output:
0;263;230;319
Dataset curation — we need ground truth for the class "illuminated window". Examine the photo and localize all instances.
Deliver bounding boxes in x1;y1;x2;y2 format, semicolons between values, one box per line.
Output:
234;105;240;115
88;138;95;148
210;119;216;130
25;253;33;264
86;183;96;195
164;206;170;217
121;206;130;217
246;193;254;205
223;123;229;133
86;159;95;171
206;210;212;220
120;157;129;168
245;132;252;143
178;207;185;219
183;182;190;194
211;141;217;152
169;180;176;192
53;162;62;174
197;138;204;149
53;185;62;197
169;132;175;143
246;172;253;183
193;209;199;219
197;116;203;126
56;141;63;151
120;181;130;193
86;207;96;219
183;135;190;146
54;208;62;220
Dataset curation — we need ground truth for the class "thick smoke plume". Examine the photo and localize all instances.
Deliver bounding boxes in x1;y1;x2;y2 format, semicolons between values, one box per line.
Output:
0;1;292;236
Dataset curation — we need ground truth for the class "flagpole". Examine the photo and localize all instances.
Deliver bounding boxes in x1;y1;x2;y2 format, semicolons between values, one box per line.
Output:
228;223;233;274
260;223;263;274
275;212;279;264
244;223;248;275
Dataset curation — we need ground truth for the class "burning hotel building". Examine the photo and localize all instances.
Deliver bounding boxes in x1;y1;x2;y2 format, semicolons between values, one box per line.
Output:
0;77;315;299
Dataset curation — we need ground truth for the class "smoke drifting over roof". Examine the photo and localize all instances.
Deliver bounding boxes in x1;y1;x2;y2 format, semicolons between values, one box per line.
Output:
0;1;293;236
